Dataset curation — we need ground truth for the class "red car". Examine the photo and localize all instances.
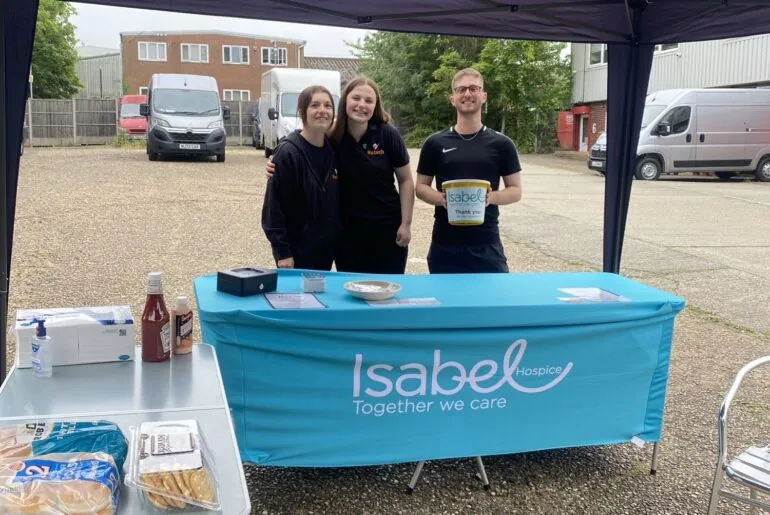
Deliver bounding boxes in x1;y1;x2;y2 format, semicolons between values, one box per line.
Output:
118;94;148;138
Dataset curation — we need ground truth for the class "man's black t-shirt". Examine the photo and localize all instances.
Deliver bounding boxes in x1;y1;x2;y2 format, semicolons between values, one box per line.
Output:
336;121;410;227
417;126;521;244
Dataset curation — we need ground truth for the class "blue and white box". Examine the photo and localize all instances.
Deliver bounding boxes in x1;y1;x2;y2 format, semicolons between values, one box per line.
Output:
15;306;136;368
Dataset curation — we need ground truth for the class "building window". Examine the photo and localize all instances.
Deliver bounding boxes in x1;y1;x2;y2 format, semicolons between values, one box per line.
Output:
139;87;149;95
223;45;249;65
138;42;167;62
655;43;679;52
261;47;288;66
181;43;209;63
589;43;607;66
223;89;250;101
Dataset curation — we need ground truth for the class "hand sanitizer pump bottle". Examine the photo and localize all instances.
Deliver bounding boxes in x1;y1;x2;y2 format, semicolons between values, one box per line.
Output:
31;318;52;378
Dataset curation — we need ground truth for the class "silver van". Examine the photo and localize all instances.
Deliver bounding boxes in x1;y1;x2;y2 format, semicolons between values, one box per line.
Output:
588;88;770;181
140;74;230;162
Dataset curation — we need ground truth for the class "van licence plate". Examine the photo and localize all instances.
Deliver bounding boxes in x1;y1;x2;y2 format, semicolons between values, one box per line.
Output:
591;160;603;167
179;143;201;150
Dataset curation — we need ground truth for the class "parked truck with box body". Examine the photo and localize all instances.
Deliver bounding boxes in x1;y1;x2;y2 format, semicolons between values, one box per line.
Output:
260;68;341;157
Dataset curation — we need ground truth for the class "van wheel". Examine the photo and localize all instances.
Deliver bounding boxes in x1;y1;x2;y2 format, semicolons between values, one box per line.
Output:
149;152;158;161
715;172;736;180
635;157;661;181
756;157;770;182
217;152;226;163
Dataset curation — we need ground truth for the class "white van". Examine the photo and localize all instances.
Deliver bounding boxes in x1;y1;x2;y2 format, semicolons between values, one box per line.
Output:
588;88;770;181
260;68;341;157
140;74;230;162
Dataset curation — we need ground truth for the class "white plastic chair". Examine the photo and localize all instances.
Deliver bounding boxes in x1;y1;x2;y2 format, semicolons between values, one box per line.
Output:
707;355;770;515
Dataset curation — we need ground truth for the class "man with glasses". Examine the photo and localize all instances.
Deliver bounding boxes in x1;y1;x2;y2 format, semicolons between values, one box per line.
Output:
415;68;523;274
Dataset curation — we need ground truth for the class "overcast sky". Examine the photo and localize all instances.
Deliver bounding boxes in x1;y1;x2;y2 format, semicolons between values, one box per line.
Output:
71;3;373;57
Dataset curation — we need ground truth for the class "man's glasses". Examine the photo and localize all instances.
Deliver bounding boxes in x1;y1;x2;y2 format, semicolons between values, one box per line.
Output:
453;85;483;94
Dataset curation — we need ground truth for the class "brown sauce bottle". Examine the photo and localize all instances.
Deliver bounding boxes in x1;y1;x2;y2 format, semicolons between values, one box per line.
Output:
141;272;171;362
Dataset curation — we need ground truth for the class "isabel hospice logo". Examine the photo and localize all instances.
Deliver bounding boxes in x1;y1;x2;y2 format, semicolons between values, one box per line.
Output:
352;339;573;417
447;188;486;204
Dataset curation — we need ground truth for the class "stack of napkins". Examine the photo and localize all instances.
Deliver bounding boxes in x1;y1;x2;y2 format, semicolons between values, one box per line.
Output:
15;306;136;368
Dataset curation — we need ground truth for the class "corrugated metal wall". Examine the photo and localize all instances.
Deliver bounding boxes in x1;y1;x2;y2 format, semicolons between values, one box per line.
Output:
572;34;770;104
75;54;122;99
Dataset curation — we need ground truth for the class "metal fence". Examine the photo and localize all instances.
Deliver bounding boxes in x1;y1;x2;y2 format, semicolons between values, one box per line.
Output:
222;100;258;146
23;98;258;147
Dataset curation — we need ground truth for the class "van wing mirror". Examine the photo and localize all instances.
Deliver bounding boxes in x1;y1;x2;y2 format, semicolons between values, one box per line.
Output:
139;104;150;117
656;122;672;136
222;105;231;121
268;107;278;121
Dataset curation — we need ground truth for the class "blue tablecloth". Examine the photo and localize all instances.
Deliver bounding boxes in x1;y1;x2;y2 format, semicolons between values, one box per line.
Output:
194;269;685;467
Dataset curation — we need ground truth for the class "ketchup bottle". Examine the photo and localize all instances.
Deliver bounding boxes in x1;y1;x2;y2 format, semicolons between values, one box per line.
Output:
141;272;171;362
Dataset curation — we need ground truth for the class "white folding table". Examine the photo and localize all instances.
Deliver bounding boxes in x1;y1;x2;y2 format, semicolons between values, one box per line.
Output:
0;343;251;514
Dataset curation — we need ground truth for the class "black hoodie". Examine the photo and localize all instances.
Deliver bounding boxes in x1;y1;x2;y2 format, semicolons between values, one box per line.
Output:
261;130;342;270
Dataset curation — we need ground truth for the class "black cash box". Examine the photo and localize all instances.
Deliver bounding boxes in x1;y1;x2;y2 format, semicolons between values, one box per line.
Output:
217;267;278;296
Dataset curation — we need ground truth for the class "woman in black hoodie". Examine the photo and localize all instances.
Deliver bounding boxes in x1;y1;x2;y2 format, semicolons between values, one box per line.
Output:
261;85;342;270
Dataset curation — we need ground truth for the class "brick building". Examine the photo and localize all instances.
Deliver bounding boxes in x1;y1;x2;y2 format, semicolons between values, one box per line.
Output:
120;30;306;101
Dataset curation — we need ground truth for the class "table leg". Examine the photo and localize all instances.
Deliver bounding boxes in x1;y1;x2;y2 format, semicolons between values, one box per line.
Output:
407;461;426;494
650;442;660;475
475;456;491;490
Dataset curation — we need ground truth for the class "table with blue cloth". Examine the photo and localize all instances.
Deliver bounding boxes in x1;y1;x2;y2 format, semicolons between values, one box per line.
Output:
194;269;685;471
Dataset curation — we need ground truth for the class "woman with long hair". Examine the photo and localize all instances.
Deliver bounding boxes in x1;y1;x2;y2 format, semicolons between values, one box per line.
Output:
267;76;415;274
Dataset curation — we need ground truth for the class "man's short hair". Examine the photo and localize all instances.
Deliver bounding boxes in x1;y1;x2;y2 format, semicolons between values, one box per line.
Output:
452;68;484;90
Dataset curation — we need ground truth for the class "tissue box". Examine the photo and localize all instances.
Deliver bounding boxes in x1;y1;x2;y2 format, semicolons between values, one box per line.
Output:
217;267;277;296
15;305;136;368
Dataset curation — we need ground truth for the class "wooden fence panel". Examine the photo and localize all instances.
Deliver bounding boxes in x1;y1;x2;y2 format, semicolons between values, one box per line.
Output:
31;100;73;142
75;99;117;140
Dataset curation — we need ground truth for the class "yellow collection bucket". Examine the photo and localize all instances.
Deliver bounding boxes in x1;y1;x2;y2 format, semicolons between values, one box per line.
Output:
443;179;491;226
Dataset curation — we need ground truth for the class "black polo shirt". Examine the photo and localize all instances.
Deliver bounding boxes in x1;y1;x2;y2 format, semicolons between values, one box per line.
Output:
336;121;410;227
417;126;521;245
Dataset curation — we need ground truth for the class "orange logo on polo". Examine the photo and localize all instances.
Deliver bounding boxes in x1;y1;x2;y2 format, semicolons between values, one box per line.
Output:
367;143;385;155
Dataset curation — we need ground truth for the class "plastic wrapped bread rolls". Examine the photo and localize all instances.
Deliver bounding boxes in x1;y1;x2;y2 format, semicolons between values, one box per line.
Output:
0;451;121;514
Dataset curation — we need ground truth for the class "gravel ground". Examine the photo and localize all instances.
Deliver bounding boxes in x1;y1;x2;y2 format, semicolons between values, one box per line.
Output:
8;146;770;515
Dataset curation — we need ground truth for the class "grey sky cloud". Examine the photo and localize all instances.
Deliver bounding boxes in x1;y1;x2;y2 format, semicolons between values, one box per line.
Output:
71;3;374;57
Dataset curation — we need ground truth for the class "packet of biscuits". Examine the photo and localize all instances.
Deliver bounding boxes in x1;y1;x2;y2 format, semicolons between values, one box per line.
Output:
124;419;221;512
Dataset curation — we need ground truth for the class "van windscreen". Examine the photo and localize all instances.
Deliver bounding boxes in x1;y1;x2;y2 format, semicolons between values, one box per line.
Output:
281;93;299;117
153;89;220;116
641;105;666;128
120;103;142;118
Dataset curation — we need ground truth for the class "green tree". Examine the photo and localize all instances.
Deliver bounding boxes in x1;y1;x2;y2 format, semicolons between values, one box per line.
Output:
351;33;571;151
31;0;82;99
476;40;571;153
352;33;487;146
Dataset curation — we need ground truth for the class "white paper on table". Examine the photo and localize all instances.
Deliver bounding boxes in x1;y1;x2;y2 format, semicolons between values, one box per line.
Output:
558;288;632;302
367;297;440;306
265;293;326;309
557;296;589;304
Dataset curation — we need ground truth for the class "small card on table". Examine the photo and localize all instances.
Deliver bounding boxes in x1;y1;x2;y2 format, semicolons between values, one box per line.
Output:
265;293;326;309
